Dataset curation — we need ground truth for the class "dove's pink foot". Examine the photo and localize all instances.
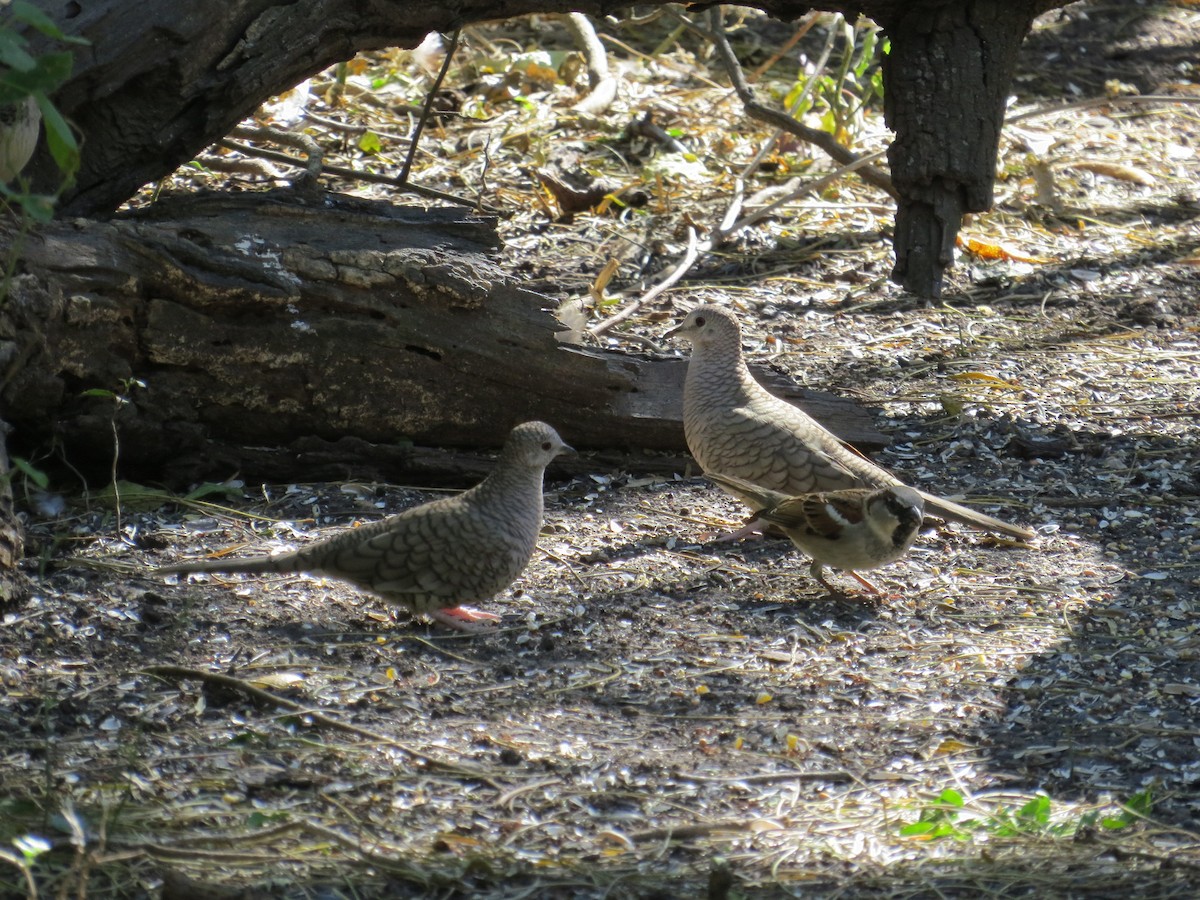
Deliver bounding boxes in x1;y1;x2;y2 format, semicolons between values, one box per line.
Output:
429;605;501;632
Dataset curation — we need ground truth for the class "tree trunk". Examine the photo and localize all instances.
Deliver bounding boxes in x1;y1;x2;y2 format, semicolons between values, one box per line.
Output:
878;0;1051;297
24;0;1064;298
1;189;884;490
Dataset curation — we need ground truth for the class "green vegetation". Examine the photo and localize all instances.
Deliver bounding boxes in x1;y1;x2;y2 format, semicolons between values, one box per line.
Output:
901;787;1155;841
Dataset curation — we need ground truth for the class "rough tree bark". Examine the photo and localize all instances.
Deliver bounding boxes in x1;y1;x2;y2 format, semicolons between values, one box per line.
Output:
1;190;883;488
23;0;1065;297
876;1;1055;297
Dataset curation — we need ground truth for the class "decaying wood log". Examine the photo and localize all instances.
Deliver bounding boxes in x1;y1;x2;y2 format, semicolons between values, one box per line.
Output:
1;189;885;488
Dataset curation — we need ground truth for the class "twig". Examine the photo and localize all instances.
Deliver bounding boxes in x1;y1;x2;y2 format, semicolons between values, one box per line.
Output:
216;139;500;213
1007;93;1200;123
564;13;618;115
140;664;492;781
717;11;839;239
677;769;855;785
588;225;698;337
702;7;896;199
719;148;889;240
749;12;820;81
1109;844;1200;872
538;544;588;590
399;27;461;186
496;777;564;809
302;110;414;145
231;125;323;189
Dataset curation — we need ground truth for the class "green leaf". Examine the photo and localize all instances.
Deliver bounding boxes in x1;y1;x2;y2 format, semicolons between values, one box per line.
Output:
35;91;80;178
246;811;289;829
1017;794;1051;825
357;130;382;154
899;821;936;836
11;2;86;42
11;456;49;489
0;189;55;222
938;788;965;807
80;388;117;399
0;49;74;101
0;31;35;72
96;481;173;512
1125;789;1153;817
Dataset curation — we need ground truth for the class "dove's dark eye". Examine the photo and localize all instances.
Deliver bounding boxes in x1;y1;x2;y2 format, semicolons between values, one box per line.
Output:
541;441;552;451
694;316;706;327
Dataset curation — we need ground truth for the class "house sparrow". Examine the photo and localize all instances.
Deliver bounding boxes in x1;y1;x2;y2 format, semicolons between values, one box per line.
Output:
707;472;925;594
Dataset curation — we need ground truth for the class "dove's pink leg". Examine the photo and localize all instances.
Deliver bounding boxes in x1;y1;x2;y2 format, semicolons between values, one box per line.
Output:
429;606;501;632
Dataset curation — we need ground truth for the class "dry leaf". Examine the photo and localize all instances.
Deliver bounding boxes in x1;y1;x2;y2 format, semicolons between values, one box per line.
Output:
1065;160;1156;186
589;258;620;303
948;372;1022;390
248;672;306;690
934;738;974;755
957;235;1054;264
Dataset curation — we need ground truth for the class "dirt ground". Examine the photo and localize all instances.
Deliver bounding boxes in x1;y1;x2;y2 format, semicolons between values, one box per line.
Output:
5;1;1200;897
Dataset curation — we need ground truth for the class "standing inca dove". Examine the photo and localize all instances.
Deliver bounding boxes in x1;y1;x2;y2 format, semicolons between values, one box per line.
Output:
0;97;41;183
707;472;924;593
666;304;1034;541
156;421;573;631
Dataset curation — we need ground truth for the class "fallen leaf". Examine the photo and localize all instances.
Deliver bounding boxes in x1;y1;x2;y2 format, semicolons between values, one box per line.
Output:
1066;160;1156;186
957;235;1053;264
948;372;1022;390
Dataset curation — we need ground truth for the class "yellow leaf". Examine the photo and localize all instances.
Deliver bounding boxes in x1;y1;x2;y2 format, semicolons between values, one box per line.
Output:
756;692;773;705
1066;160;1156;186
956;235;1053;264
934;738;973;755
947;372;1022;390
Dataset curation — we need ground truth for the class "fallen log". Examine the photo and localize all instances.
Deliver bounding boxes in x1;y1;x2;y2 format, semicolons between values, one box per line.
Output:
2;189;885;488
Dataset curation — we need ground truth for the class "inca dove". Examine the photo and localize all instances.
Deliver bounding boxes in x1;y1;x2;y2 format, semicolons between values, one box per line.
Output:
666;304;1034;541
156;421;573;631
0;97;41;183
708;472;924;593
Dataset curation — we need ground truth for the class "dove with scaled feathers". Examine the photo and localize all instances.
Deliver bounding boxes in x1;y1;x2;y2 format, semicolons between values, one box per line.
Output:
156;421;572;632
666;304;1034;541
